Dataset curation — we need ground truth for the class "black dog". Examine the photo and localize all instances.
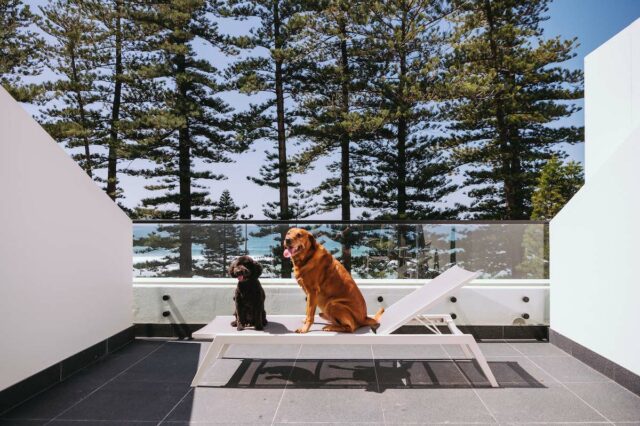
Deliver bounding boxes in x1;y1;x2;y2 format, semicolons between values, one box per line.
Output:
228;255;267;331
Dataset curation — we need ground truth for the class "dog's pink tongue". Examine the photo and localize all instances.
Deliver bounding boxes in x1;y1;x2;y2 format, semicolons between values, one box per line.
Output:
283;248;292;258
237;275;244;281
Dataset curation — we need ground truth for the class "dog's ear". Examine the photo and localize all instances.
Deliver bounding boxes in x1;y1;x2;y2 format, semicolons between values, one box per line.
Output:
252;260;263;277
308;233;316;249
228;258;237;276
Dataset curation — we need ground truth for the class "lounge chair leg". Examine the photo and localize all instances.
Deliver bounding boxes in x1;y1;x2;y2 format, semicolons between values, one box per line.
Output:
467;341;499;388
191;339;226;387
461;344;473;359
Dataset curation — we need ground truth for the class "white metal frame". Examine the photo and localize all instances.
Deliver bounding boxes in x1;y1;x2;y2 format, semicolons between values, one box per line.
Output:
190;313;498;388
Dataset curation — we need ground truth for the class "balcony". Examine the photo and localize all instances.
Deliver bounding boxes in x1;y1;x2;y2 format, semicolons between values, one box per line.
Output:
4;339;638;424
2;13;640;426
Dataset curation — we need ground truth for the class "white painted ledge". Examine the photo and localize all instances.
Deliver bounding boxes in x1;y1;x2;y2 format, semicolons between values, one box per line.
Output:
133;278;549;326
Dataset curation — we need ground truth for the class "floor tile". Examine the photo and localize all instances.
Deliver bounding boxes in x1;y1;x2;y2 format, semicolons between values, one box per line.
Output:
289;359;377;389
512;424;613;426
115;342;200;383
273;388;384;423
458;356;555;388
0;375;105;421
297;344;372;359
372;344;448;359
223;343;301;359
477;342;522;357
52;421;157;425
442;344;470;358
375;360;469;388
272;423;384;426
509;342;571;357
566;381;640;422
55;380;189;422
529;356;611;383
5;339;636;426
164;387;283;424
380;388;495;424
70;340;166;383
199;358;295;387
445;342;522;359
476;386;609;423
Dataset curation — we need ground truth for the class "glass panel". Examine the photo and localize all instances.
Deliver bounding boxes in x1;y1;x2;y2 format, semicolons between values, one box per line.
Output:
133;222;548;280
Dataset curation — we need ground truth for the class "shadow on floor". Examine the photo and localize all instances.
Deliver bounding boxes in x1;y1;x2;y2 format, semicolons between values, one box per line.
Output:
202;358;545;393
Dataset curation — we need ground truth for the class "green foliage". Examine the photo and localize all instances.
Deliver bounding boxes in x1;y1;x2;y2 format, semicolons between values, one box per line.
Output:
134;190;248;277
39;0;106;178
531;156;584;220
0;0;45;101
225;0;313;221
351;0;460;220
38;0;145;201
291;0;373;219
443;0;583;219
12;0;587;264
129;0;248;220
195;190;247;277
78;0;146;202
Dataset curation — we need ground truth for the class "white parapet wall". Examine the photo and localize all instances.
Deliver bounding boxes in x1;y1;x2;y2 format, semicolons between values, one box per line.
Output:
551;19;640;376
133;278;549;326
551;127;640;376
0;87;133;391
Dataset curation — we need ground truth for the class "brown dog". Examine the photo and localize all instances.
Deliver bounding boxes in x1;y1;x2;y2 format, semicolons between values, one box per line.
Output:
283;228;384;333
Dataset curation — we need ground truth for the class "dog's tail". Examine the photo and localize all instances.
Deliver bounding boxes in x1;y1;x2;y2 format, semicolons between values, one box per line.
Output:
373;307;385;322
363;307;385;334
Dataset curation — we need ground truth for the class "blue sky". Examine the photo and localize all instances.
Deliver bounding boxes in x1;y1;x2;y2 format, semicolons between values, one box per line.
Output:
544;0;640;167
22;0;640;218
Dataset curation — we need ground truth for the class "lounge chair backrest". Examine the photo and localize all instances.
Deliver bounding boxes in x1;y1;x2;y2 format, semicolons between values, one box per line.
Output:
375;265;481;335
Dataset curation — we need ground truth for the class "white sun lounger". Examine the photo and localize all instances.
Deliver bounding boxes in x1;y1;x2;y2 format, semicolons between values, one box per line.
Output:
190;265;498;387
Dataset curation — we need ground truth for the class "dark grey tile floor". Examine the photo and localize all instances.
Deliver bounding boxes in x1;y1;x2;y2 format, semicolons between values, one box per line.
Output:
1;339;639;425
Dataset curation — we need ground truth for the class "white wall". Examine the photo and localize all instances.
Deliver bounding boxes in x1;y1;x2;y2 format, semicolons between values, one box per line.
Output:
584;18;640;181
551;19;640;375
0;87;133;391
551;127;640;375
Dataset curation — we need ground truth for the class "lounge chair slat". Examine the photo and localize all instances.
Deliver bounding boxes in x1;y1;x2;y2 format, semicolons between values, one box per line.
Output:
375;265;481;335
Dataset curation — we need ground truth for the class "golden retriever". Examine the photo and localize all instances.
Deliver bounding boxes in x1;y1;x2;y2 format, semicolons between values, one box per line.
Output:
283;228;384;333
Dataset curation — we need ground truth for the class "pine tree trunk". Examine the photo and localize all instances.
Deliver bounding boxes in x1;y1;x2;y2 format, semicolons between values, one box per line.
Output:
397;115;407;217
177;53;192;276
273;0;289;221
273;1;291;278
222;226;227;277
69;49;92;178
396;16;408;276
106;0;123;201
339;20;351;272
483;0;520;219
396;19;408;219
178;125;193;276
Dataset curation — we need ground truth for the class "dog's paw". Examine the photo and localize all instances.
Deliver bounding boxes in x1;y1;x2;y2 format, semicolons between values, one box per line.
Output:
237;324;245;331
295;321;313;333
230;320;237;327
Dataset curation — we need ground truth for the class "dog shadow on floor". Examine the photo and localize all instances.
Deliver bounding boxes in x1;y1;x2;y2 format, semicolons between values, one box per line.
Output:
202;358;546;393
